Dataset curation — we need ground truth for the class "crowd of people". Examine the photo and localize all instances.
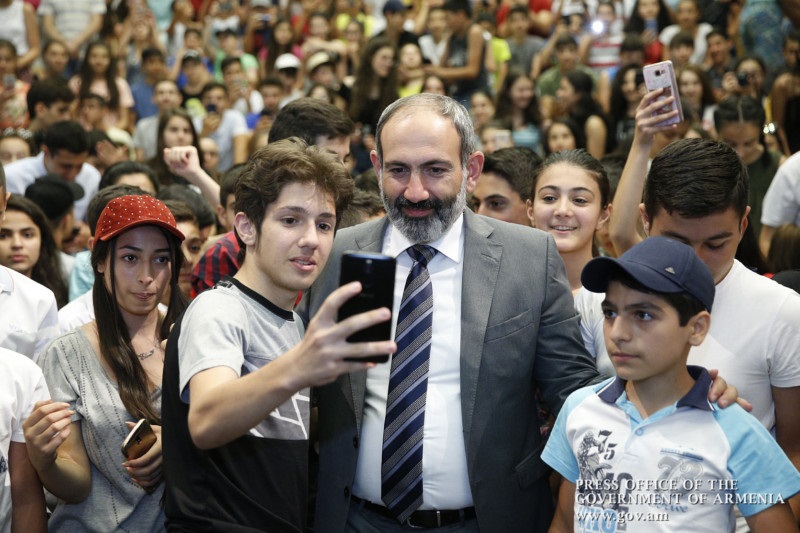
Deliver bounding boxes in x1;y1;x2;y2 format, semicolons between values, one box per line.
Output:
1;0;800;531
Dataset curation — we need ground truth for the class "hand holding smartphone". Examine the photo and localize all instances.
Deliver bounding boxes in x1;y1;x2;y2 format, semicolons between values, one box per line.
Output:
122;419;158;493
121;419;157;460
338;252;396;363
642;61;683;126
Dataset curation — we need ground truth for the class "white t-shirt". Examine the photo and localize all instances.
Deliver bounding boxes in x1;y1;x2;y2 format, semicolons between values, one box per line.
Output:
687;260;800;433
0;266;58;361
761;151;800;228
573;287;614;378
0;347;50;533
659;23;713;66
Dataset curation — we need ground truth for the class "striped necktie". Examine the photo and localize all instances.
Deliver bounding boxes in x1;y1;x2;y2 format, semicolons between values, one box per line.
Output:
381;244;437;522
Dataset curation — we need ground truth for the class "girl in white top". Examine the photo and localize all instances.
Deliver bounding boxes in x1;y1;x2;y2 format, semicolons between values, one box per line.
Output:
526;149;614;374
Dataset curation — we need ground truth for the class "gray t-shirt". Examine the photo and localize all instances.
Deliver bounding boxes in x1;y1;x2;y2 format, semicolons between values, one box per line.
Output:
177;278;309;441
39;329;165;531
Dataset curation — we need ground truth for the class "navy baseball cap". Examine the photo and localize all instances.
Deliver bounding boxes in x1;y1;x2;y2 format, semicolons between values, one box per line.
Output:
383;0;409;14
581;236;715;311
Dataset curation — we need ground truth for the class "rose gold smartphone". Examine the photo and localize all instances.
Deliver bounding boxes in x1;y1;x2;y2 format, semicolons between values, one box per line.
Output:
121;419;157;460
642;60;684;126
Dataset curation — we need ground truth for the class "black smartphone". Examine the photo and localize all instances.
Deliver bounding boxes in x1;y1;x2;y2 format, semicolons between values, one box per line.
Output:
338;251;396;363
737;71;751;87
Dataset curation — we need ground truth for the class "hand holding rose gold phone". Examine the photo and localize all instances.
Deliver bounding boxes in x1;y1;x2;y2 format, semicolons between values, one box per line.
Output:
121;419;158;493
642;61;683;126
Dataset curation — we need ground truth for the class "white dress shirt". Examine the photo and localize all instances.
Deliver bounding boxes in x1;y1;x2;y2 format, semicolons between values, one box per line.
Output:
352;214;473;510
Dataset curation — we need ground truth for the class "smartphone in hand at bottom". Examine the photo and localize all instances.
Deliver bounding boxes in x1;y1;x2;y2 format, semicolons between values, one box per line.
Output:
121;419;157;460
338;252;396;363
642;60;683;126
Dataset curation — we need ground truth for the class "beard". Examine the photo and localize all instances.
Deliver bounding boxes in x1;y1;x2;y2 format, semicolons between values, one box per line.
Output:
382;179;467;244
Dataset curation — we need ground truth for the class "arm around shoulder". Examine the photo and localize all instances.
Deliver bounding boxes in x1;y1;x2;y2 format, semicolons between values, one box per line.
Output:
745;503;799;533
549;477;576;533
9;441;47;533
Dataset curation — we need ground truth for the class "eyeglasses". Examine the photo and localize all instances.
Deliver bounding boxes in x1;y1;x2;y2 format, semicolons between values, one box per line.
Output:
1;127;33;140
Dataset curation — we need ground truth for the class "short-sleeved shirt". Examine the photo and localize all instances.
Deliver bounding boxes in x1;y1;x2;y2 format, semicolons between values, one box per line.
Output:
543;367;800;532
39;329;166;531
507;36;546;75
687;260;800;434
0;266;58;361
163;277;310;531
761;150;800;228
38;0;106;41
0;347;49;533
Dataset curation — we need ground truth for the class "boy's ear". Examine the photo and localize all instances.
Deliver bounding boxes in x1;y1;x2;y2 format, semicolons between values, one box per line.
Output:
234;212;257;247
526;199;535;228
688;310;711;347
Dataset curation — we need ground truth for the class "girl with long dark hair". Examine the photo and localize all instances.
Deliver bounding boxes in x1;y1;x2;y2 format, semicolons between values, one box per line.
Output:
68;40;134;131
23;195;186;531
348;37;399;131
494;70;544;153
608;63;645;148
148;108;204;187
557;70;610;158
624;0;673;64
525;149;612;374
0;195;68;307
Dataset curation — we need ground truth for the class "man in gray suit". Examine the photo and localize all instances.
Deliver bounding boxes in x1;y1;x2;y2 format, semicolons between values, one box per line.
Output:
303;93;740;532
301;93;598;532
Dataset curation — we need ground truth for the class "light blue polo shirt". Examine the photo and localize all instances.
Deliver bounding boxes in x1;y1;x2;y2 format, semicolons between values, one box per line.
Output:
543;367;800;532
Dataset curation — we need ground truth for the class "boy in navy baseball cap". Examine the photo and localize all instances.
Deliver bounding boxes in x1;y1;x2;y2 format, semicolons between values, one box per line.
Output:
542;237;800;532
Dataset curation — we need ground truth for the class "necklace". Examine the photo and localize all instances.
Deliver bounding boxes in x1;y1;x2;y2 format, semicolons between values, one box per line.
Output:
137;348;157;361
136;335;162;361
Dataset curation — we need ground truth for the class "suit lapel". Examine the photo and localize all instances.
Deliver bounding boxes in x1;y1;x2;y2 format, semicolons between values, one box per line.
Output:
346;214;503;439
459;211;502;440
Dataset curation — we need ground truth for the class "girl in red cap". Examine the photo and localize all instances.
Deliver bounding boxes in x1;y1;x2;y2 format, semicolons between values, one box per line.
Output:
23;194;186;531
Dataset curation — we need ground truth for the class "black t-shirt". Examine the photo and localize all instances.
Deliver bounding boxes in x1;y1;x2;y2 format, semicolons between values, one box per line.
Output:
162;300;308;532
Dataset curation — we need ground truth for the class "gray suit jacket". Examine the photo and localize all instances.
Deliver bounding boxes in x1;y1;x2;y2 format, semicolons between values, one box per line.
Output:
302;210;599;532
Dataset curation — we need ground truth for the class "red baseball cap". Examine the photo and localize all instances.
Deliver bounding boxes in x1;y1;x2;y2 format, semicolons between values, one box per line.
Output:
95;195;185;242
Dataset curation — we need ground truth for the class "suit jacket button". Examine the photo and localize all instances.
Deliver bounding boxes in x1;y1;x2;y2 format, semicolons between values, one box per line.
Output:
353;436;359;448
344;487;350;498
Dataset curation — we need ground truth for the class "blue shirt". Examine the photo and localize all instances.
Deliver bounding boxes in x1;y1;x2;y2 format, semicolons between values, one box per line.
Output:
543;367;800;532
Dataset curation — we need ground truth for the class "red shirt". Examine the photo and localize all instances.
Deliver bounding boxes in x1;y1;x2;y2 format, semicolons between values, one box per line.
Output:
190;231;241;299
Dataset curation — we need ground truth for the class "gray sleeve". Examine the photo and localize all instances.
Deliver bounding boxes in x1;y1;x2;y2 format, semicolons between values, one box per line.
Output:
38;334;82;422
532;235;601;415
177;291;249;402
